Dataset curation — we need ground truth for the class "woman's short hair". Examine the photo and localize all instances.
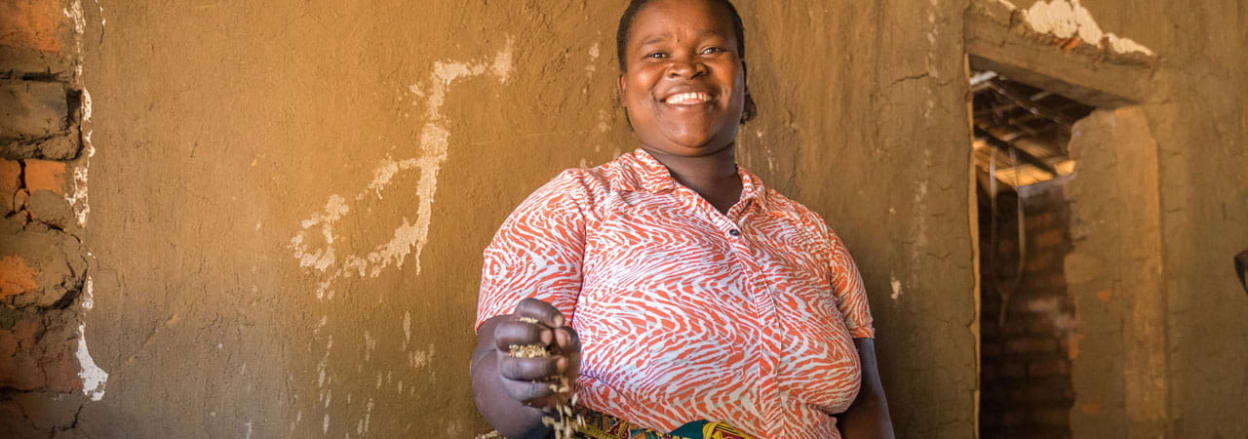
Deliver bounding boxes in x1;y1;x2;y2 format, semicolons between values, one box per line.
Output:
615;0;757;124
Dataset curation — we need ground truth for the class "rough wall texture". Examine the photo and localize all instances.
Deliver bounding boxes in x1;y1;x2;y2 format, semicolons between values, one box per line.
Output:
1064;107;1167;438
0;0;1241;438
69;1;978;437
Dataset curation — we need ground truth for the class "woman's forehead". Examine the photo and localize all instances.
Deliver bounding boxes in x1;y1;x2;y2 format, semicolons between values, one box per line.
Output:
628;0;736;44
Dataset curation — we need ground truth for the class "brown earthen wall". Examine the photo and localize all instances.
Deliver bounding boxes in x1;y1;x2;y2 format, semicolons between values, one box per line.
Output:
0;0;1243;438
52;1;979;437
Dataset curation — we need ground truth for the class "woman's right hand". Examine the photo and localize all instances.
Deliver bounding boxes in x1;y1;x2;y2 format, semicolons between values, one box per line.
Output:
472;298;580;438
492;298;581;406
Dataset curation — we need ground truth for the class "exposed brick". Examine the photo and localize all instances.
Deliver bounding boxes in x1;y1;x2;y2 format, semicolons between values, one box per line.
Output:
0;219;87;307
1027;314;1062;334
27;190;74;229
22;159;65;194
1006;337;1059;354
0;398;42;438
1031;408;1072;426
0;0;65;52
1033;229;1065;249
1028;358;1071;377
1024;211;1056;231
0;81;69;143
1025;250;1055;273
0;159;18;213
7;390;85;431
1010;385;1071;405
0;313;82;393
0;255;38;299
1001;360;1027;378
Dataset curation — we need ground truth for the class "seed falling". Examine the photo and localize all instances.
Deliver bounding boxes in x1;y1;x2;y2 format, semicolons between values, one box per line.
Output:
504;319;581;438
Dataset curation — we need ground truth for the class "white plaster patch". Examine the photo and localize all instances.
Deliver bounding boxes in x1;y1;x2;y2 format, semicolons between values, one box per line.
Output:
995;0;1155;56
409;343;434;369
587;43;600;74
342;218;421;278
75;323;108;401
889;272;903;302
82;276;94;310
402;311;411;350
291;38;516;301
66;89;94;227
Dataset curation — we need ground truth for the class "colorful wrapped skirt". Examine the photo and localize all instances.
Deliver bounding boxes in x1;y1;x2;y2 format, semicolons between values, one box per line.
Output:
573;408;756;439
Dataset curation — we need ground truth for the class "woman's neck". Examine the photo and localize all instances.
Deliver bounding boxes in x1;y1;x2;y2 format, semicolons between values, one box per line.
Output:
643;144;743;214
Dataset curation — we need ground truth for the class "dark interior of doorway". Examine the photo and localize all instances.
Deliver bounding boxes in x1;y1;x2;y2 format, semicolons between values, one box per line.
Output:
972;71;1094;439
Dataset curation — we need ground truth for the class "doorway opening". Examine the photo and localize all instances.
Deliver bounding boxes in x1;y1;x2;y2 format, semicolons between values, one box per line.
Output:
972;70;1094;439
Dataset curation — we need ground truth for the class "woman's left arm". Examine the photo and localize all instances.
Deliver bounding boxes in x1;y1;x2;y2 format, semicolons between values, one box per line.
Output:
837;338;895;438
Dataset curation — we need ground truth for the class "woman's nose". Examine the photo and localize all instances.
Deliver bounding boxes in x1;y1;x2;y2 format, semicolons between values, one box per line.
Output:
666;55;704;78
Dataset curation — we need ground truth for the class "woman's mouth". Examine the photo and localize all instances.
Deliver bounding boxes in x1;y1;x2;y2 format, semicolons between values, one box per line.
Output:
663;92;712;106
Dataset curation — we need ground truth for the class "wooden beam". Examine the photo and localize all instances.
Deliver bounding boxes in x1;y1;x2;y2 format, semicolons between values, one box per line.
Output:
974;127;1059;176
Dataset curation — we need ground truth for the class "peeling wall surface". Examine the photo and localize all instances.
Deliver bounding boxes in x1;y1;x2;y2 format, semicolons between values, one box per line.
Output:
0;0;1241;438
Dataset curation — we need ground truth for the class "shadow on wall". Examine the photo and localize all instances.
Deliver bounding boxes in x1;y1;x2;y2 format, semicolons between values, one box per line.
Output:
1236;250;1248;294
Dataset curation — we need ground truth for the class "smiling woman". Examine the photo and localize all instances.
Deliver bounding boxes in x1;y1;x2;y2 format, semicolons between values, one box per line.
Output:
470;1;895;438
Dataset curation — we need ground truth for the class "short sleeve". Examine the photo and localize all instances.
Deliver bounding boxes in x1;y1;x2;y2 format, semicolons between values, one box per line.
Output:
474;170;590;333
827;231;875;339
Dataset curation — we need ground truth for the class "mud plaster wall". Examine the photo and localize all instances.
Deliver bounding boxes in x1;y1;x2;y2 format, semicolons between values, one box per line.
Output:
63;1;979;437
3;0;1242;438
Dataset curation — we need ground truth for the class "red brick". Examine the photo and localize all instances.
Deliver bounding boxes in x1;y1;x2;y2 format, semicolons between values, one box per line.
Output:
1006;337;1059;354
0;159;19;213
0;255;38;299
1028;316;1056;334
1028;358;1070;377
1025;212;1056;231
0;0;65;52
0;314;82;393
1001;361;1026;378
1033;229;1066;249
1010;385;1070;404
1025;251;1055;273
1031;408;1071;426
0;318;44;390
22;159;67;194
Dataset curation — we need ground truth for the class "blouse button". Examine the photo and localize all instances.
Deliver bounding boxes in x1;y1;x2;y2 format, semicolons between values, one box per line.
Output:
729;229;741;237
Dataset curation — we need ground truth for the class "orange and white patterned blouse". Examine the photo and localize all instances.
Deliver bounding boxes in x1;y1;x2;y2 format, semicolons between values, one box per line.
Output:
476;149;875;439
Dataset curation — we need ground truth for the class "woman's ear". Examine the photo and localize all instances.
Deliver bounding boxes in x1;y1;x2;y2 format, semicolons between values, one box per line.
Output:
617;74;628;106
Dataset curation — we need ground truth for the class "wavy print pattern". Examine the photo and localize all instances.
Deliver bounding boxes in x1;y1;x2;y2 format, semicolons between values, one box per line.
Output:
476;150;874;439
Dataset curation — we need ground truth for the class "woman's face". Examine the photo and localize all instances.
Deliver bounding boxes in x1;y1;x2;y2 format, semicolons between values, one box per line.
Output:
619;0;746;158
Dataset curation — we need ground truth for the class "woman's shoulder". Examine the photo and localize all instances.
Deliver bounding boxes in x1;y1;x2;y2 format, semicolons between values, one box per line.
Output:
761;188;841;240
517;164;615;213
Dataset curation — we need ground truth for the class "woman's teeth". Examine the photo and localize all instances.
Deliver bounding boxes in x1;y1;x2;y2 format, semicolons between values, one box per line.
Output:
665;92;710;105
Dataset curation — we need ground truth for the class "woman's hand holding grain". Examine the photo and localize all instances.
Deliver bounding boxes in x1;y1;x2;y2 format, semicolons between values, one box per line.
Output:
492;298;581;408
